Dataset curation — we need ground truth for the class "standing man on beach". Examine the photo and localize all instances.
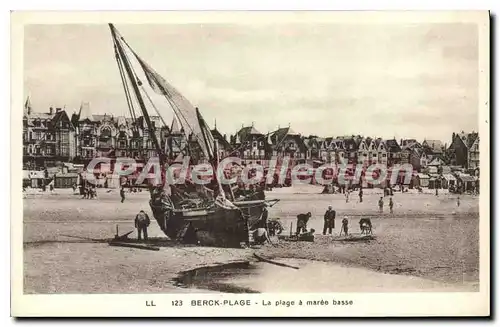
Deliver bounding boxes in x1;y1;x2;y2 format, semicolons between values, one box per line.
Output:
120;187;126;203
323;205;336;235
135;210;151;241
378;197;384;213
389;197;394;214
359;188;363;203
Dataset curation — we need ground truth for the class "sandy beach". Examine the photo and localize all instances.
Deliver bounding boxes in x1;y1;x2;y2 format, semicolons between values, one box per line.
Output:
23;184;479;294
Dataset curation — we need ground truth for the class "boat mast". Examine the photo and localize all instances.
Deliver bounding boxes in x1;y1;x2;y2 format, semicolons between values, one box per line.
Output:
109;24;164;165
195;107;214;164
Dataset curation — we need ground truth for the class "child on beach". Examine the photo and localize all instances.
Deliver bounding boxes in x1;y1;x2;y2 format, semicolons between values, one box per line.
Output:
340;217;349;236
378;197;384;213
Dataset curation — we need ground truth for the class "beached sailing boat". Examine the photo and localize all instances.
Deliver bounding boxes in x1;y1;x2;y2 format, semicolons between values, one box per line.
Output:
109;24;278;247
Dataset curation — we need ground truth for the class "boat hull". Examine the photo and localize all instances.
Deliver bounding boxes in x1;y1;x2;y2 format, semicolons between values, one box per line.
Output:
150;199;268;248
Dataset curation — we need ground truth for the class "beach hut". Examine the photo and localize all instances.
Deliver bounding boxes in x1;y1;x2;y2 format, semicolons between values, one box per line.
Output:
22;170;31;188
415;173;430;188
441;173;457;189
441;165;452;174
428;174;441;189
26;170;45;188
54;172;79;188
457;174;477;192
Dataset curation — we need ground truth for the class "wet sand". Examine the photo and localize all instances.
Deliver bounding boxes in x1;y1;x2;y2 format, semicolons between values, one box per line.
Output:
22;185;479;293
178;259;476;293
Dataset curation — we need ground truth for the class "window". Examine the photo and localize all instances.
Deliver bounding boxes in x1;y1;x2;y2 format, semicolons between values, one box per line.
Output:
372;153;377;157
382;153;387;157
101;127;111;139
252;141;257;148
61;145;69;156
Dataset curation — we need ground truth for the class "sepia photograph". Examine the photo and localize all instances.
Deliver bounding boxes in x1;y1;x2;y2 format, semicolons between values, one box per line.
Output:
11;10;490;317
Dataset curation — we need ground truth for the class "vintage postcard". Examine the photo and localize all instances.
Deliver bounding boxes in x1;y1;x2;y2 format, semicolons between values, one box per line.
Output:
11;11;490;317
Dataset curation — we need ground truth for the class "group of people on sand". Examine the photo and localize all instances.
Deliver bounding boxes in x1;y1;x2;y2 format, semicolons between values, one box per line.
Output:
378;196;395;214
81;186;97;199
295;205;371;238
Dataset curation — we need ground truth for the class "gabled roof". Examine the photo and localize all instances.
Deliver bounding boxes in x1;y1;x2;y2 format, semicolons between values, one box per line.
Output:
237;125;263;142
51;110;75;130
116;116;127;127
78;102;93;122
343;138;358;151
385;139;401;152
401;139;421;149
170;117;182;134
364;137;373;148
272;127;293;145
330;139;344;150
427;157;445;166
211;128;231;150
423;139;443;153
466;132;479;149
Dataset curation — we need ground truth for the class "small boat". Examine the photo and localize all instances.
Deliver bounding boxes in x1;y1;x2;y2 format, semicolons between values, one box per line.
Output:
109;24;279;247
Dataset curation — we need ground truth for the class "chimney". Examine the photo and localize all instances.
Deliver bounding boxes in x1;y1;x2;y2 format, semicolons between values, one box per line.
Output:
223;134;227;141
49;107;54;115
56;108;62;113
400;138;403;146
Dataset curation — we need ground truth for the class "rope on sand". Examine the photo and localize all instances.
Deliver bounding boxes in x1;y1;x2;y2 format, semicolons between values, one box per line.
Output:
253;253;299;270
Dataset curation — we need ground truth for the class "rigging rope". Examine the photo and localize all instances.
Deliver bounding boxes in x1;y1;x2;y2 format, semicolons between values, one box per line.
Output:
115;30;209;157
114;44;138;131
113;34;164;159
139;83;186;154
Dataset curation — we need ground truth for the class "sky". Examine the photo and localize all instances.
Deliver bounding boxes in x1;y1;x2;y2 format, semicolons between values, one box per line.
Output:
24;23;479;145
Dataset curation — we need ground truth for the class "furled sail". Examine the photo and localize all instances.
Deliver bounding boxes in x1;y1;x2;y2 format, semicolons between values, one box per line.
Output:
133;54;214;161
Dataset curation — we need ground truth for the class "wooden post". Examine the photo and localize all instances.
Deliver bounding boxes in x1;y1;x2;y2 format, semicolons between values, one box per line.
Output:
290;222;293;237
115;224;119;238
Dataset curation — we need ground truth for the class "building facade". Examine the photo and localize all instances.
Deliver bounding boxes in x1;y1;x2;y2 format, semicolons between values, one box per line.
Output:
23;98;477;176
23;98;76;169
447;131;480;169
